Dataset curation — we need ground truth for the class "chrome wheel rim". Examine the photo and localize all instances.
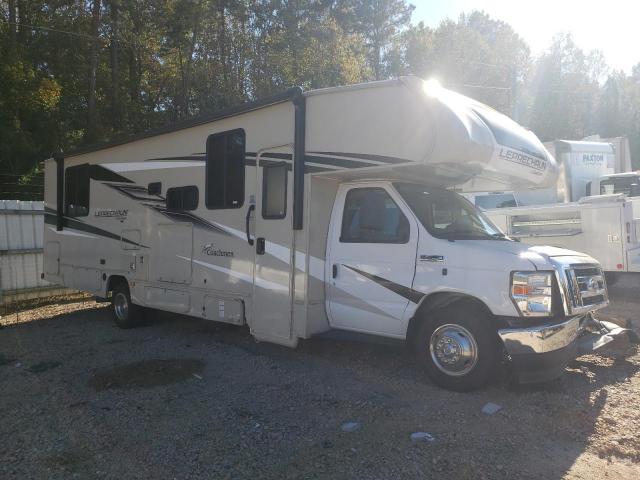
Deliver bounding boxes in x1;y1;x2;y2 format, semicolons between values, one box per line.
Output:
114;292;129;321
429;324;478;376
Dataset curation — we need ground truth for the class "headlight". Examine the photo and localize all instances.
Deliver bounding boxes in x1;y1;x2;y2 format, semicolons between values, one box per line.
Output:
511;271;553;317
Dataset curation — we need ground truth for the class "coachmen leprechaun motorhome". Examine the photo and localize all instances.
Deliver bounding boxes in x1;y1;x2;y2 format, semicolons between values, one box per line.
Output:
43;77;635;391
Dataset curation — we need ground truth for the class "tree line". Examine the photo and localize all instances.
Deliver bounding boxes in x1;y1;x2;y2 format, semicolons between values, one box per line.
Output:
1;1;639;199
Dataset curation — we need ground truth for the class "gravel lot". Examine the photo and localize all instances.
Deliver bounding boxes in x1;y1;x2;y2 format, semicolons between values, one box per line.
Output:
1;285;639;480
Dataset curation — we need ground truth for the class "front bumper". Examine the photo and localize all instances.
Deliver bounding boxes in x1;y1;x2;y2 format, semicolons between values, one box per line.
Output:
498;315;638;383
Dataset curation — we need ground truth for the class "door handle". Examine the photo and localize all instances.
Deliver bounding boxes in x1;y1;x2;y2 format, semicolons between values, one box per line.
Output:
246;204;255;245
256;237;265;255
332;264;338;278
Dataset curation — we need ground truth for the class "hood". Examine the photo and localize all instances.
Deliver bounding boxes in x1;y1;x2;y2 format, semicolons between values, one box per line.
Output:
453;241;597;270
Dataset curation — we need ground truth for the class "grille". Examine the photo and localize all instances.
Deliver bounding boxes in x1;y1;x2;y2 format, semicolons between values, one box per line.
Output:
566;264;608;311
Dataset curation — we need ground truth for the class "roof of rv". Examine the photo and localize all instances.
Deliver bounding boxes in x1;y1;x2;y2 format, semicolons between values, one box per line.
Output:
555;140;614;153
63;86;303;158
61;78;411;159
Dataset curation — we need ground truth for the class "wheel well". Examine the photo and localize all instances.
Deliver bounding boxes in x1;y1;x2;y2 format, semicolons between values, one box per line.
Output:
406;293;494;343
106;275;128;295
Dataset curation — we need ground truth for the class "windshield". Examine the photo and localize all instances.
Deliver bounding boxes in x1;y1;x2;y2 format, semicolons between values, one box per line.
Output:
394;183;509;240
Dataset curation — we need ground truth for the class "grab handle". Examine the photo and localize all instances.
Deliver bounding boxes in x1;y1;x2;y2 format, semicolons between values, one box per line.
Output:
246;204;255;246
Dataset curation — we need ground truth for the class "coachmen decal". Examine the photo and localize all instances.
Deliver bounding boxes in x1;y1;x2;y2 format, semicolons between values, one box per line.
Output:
94;208;128;218
202;243;234;257
498;147;547;172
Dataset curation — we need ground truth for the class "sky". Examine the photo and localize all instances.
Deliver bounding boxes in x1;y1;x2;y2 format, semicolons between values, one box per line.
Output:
412;0;639;73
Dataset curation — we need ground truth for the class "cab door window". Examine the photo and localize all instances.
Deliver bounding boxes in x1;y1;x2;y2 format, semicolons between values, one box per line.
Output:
340;188;409;243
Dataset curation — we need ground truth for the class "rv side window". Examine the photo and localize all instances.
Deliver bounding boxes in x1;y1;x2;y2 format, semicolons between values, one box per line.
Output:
262;163;287;219
340;188;409;244
166;186;199;211
206;129;245;209
65;164;90;217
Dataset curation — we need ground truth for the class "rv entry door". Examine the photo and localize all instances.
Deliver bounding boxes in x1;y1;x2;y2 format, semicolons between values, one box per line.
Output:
251;150;295;346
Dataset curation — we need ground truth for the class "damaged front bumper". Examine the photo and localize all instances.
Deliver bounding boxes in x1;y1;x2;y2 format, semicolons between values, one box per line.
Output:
498;315;639;383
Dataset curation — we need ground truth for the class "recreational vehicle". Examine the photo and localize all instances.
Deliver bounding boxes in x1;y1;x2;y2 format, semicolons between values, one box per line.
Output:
43;77;632;391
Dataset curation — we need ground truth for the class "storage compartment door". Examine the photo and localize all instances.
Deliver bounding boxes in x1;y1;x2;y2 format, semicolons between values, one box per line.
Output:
150;223;193;283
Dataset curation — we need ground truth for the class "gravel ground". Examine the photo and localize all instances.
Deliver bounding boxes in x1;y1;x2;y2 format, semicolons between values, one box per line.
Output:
1;286;639;480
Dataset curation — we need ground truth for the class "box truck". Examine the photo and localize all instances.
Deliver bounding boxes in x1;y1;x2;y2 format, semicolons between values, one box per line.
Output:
43;77;632;391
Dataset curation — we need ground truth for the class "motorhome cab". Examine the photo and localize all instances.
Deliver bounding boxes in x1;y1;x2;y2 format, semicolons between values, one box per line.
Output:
43;77;630;391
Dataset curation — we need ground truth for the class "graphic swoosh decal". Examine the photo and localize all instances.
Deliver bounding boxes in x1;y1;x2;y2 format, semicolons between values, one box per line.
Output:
44;213;148;248
342;265;424;304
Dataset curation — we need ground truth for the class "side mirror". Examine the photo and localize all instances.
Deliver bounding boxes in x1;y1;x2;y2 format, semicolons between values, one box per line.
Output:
629;183;640;197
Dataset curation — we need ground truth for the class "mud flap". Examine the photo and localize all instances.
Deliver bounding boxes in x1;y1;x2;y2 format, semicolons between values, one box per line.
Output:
576;316;640;355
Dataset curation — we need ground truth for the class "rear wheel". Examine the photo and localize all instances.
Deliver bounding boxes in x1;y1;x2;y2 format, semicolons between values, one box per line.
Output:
111;281;143;329
413;302;499;391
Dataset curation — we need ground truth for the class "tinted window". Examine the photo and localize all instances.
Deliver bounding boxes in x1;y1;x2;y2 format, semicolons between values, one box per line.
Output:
206;129;245;209
340;188;409;243
262;163;287;219
65;164;90;217
166;186;198;211
148;182;162;195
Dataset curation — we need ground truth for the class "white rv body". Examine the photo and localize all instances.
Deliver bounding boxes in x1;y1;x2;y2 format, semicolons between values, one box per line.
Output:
43;77;627;389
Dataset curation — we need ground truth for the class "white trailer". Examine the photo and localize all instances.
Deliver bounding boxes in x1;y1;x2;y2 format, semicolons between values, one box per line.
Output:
42;77;633;390
487;194;640;278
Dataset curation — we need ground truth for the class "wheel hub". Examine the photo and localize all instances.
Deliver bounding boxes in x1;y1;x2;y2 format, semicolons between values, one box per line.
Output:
429;324;478;376
114;292;129;321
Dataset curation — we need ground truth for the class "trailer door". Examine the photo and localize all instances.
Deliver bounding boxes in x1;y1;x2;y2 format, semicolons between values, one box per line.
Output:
251;150;296;346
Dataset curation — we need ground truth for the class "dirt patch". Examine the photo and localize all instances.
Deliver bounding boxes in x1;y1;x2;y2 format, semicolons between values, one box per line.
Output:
0;353;16;366
88;358;205;391
2;300;640;479
27;361;62;373
44;450;87;468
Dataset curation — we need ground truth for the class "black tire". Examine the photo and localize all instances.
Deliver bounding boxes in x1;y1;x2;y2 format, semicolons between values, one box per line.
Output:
413;302;499;392
111;281;143;329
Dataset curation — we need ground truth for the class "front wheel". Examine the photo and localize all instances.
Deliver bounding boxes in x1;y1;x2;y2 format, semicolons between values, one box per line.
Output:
111;282;143;329
413;302;499;391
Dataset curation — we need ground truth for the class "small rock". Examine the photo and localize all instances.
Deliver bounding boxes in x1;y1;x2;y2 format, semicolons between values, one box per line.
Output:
410;432;435;442
341;421;361;432
481;402;502;415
